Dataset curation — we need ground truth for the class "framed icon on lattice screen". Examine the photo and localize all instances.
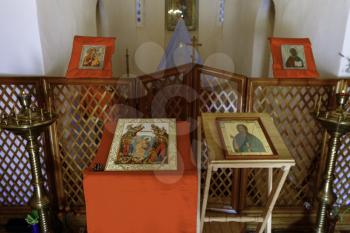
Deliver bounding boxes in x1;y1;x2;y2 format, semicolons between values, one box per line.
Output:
66;36;116;78
269;37;319;78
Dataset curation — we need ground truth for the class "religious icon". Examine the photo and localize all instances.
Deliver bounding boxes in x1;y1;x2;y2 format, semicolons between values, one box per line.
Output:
281;45;307;70
166;0;197;31
79;45;106;70
269;37;319;78
66;36;116;78
105;119;177;171
216;117;277;159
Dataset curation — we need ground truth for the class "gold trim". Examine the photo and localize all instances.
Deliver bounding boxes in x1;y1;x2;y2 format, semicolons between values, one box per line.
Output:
105;118;177;171
165;0;197;31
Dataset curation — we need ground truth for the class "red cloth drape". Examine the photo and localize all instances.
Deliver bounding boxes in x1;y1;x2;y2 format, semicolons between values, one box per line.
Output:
83;121;198;233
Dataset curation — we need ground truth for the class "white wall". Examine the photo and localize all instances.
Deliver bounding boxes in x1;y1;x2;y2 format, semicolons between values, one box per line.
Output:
251;0;275;77
273;0;350;78
42;0;264;77
199;0;238;73
232;0;265;76
199;0;274;77
0;0;272;77
338;8;350;77
36;0;98;75
0;0;44;75
1;0;350;78
97;0;166;77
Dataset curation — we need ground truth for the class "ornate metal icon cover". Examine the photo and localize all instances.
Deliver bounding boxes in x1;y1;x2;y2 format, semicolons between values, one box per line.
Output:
105;118;178;171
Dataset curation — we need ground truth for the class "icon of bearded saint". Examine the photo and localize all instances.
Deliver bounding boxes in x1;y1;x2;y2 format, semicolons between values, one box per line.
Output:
285;48;304;68
231;124;265;153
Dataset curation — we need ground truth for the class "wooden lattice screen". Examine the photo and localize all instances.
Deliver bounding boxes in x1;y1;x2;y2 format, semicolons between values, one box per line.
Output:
46;78;136;211
138;64;194;120
336;122;350;206
195;66;246;206
1;69;350;230
245;79;342;210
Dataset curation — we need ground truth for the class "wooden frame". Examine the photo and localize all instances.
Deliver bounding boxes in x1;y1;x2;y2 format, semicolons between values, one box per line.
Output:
269;37;319;78
216;117;278;160
166;0;197;31
66;36;116;78
105;118;177;171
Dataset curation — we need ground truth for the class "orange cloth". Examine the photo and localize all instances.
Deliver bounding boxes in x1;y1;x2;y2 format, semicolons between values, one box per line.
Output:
83;121;198;233
66;36;116;78
269;37;319;78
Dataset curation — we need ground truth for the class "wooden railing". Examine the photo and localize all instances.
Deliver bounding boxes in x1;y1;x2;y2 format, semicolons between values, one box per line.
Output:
0;64;349;231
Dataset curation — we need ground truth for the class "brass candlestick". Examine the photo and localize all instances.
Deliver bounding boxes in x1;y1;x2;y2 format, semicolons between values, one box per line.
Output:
313;80;350;233
0;93;57;233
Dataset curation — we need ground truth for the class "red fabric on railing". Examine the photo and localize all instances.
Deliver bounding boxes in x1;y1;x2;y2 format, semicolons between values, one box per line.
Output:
83;121;198;233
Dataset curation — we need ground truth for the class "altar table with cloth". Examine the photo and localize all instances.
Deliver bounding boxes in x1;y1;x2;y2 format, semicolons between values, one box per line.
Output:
83;121;198;233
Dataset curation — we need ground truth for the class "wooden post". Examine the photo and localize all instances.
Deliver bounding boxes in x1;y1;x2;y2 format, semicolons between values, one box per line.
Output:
267;168;273;233
187;36;202;65
126;48;130;78
256;167;291;233
200;164;213;233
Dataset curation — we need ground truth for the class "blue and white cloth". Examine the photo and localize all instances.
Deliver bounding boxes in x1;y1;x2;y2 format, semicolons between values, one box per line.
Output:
158;18;202;70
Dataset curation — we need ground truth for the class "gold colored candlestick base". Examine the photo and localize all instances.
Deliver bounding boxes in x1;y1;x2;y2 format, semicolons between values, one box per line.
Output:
314;131;341;233
0;93;57;233
313;90;350;233
26;133;52;233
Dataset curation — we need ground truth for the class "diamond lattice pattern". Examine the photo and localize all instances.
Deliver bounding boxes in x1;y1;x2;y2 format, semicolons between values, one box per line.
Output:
51;83;134;207
140;74;190;119
335;135;350;206
249;85;332;207
199;74;242;202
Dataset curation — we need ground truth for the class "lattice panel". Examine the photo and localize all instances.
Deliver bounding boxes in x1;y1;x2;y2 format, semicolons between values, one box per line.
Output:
199;74;241;113
50;83;135;207
248;84;333;207
140;74;190;119
0;83;48;207
199;73;243;201
209;169;233;199
246;169;266;207
335;135;350;206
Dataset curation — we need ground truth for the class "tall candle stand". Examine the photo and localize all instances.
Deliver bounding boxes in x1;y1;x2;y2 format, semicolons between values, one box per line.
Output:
313;79;350;233
0;93;57;233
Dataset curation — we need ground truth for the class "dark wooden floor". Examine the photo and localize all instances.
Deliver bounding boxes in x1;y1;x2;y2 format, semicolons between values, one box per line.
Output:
204;222;245;233
0;226;86;233
1;222;347;233
0;219;86;233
